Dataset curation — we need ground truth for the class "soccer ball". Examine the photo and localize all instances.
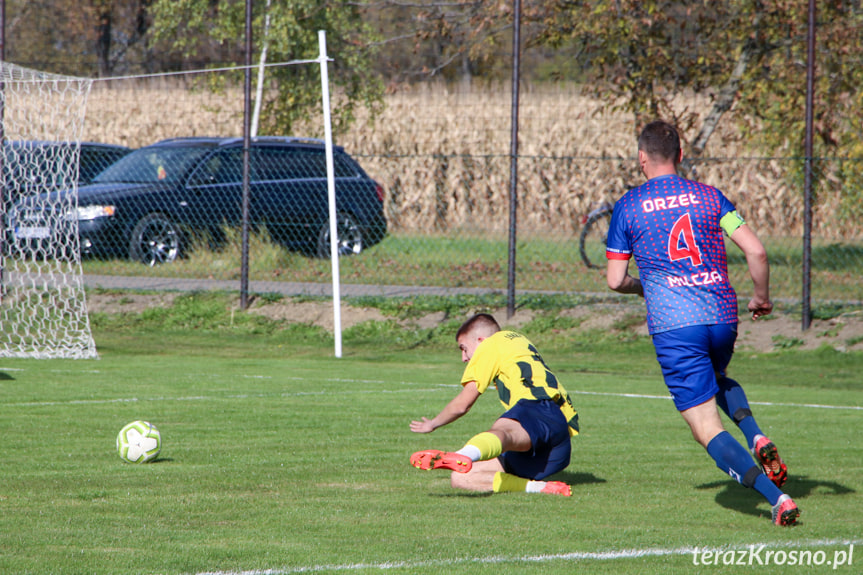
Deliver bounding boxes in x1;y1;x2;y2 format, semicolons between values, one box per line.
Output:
116;420;162;463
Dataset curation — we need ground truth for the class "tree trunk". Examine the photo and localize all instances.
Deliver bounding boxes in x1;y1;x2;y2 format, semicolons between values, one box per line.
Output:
95;4;113;77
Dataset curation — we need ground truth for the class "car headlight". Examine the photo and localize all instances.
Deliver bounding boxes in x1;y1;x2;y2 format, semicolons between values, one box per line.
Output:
77;205;116;221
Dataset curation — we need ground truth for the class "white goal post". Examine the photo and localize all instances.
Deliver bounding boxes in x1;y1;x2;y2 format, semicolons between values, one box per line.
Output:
0;34;341;359
0;62;97;359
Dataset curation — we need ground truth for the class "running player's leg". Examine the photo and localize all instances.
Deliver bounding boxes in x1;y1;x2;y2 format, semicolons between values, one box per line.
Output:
708;324;763;447
708;324;788;487
682;399;795;518
715;376;763;447
655;327;797;524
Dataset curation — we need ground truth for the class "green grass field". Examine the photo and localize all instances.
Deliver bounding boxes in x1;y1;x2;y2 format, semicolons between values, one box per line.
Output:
0;294;861;574
81;231;863;303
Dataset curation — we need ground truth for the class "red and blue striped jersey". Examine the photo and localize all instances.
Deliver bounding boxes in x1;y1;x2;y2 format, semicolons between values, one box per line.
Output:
606;174;740;334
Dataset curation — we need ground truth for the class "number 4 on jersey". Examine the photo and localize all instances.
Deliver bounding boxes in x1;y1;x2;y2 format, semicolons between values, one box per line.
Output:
668;213;703;266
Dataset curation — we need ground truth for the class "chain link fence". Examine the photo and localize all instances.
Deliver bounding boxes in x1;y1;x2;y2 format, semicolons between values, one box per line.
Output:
52;76;862;307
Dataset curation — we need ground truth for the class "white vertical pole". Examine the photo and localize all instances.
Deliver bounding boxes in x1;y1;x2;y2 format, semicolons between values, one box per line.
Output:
251;0;272;138
318;30;342;358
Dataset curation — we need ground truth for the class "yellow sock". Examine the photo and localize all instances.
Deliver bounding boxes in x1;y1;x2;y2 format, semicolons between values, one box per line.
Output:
465;431;502;461
493;472;530;493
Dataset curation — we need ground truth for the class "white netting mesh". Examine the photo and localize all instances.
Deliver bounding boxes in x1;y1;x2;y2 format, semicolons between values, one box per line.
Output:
0;62;97;359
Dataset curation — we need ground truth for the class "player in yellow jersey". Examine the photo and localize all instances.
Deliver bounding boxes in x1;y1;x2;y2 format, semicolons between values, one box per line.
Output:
410;313;578;496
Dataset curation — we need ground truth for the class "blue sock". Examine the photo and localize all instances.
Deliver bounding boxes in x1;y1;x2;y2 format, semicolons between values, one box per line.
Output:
752;475;783;506
715;377;762;448
706;431;783;505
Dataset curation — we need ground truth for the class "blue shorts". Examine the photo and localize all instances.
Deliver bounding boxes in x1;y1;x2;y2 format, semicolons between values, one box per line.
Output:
652;323;737;412
498;399;571;480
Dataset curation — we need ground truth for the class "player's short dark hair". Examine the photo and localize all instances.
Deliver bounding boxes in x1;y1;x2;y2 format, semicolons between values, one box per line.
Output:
638;120;681;164
456;313;501;341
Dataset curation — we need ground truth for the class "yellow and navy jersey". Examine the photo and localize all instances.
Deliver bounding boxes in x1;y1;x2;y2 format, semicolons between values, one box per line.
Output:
460;330;579;436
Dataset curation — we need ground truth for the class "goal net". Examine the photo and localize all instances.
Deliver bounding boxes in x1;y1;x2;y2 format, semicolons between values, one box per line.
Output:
0;62;97;359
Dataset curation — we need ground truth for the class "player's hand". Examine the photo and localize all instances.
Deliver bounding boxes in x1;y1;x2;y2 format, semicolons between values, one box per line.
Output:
748;297;773;320
410;417;436;434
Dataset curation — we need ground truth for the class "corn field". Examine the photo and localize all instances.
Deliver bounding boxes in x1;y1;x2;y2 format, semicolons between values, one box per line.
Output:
76;76;863;303
83;80;859;241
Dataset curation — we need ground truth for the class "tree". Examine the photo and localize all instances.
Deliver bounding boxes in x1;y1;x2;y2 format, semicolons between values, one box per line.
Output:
536;0;863;161
369;0;554;85
90;0;155;76
150;0;384;134
6;0;159;75
5;0;94;74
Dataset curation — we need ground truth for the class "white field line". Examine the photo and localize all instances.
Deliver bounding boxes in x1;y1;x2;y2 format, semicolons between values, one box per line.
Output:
3;375;861;411
570;389;863;411
191;538;863;575
6;388;443;408
4;376;860;411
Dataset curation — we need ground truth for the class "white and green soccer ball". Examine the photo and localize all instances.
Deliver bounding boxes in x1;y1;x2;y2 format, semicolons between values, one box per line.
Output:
116;420;162;463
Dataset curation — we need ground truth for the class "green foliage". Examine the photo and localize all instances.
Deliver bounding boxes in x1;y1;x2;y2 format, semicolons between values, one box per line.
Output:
520;314;583;335
90;291;317;340
771;334;805;350
846;334;863;347
349;294;507;320
537;1;747;131
536;0;863;162
150;0;384;134
611;312;647;331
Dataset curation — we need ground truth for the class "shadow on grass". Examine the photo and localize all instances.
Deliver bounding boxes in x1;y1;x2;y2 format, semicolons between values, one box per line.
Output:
695;475;855;520
550;470;608;487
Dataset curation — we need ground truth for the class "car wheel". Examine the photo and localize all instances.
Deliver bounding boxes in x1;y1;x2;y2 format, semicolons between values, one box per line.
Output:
129;213;184;265
316;213;364;258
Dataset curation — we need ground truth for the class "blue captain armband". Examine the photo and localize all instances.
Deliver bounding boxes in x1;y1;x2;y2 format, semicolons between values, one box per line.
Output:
720;210;746;236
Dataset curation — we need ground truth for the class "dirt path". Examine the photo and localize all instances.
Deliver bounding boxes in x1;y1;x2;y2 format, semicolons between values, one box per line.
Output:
86;292;863;354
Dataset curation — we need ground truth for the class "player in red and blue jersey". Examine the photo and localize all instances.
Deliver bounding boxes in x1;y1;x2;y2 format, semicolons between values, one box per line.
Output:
605;120;799;526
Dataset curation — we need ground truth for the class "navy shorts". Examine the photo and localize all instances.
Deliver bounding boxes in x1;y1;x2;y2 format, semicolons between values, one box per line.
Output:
498;399;571;480
652;323;737;411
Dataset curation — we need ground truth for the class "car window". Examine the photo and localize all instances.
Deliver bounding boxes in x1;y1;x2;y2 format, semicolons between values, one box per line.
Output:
251;147;358;182
95;146;213;184
188;148;243;186
79;148;128;184
332;154;360;178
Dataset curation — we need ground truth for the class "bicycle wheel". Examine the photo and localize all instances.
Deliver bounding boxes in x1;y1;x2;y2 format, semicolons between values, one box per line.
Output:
579;208;613;269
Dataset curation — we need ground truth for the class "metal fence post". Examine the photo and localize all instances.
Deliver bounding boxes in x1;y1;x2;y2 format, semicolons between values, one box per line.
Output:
506;0;522;319
802;0;816;330
240;0;253;310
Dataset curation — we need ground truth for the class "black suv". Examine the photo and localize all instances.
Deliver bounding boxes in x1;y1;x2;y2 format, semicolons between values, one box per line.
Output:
10;137;387;265
3;140;131;204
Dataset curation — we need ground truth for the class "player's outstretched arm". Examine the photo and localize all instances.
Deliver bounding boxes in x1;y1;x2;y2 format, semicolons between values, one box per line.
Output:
410;382;481;434
730;224;772;319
